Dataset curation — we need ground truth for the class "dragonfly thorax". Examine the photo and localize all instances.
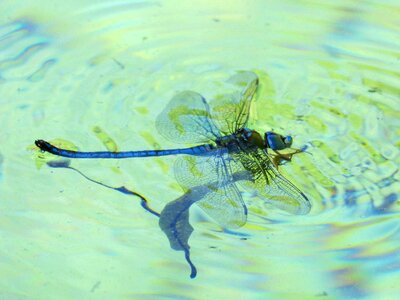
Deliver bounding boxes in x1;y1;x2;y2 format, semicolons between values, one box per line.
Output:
240;128;265;148
215;128;264;149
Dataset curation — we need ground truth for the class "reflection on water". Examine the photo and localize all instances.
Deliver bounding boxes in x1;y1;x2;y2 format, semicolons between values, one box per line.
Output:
0;0;399;298
0;19;56;82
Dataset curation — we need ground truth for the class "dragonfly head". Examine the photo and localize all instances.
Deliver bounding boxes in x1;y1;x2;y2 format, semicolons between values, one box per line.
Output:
264;131;293;150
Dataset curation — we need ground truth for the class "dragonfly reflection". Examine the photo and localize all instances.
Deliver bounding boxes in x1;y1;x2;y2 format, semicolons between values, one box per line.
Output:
35;71;310;228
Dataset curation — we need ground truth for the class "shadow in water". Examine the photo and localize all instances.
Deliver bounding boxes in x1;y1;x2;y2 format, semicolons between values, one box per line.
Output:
46;159;250;279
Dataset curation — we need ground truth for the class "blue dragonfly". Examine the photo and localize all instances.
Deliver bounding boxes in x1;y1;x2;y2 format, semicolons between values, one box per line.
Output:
35;71;310;228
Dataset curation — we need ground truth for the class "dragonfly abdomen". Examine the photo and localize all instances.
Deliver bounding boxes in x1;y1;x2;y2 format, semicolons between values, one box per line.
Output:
141;144;213;157
35;140;214;159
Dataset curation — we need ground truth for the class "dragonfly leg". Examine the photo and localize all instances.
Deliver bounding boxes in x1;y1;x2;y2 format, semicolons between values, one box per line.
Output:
289;147;305;154
270;148;303;170
271;155;282;170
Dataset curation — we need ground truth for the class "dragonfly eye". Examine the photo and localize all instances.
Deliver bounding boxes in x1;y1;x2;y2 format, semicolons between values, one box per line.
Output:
265;132;293;150
284;136;293;147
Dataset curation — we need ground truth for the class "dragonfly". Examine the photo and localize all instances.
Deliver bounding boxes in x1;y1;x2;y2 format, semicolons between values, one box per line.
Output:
35;71;310;228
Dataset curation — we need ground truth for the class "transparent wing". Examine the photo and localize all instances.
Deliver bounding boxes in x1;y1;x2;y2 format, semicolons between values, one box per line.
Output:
209;71;259;135
174;149;251;228
199;182;246;228
264;169;311;215
236;147;311;215
156;91;221;144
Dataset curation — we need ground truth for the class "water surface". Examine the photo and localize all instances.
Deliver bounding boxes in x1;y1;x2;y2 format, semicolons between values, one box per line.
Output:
0;0;399;299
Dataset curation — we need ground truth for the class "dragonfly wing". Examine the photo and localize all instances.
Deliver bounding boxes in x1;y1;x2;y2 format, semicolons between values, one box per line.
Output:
264;168;311;215
209;71;259;134
174;149;251;228
198;181;247;228
156;91;220;144
236;147;311;215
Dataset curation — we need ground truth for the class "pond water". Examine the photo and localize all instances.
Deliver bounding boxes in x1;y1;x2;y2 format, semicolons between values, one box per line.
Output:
0;0;399;299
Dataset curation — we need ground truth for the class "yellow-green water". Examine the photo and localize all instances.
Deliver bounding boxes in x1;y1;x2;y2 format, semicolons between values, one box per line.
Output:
1;1;399;299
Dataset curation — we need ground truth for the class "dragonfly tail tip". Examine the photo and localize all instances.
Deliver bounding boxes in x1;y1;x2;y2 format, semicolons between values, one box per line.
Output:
35;139;51;152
